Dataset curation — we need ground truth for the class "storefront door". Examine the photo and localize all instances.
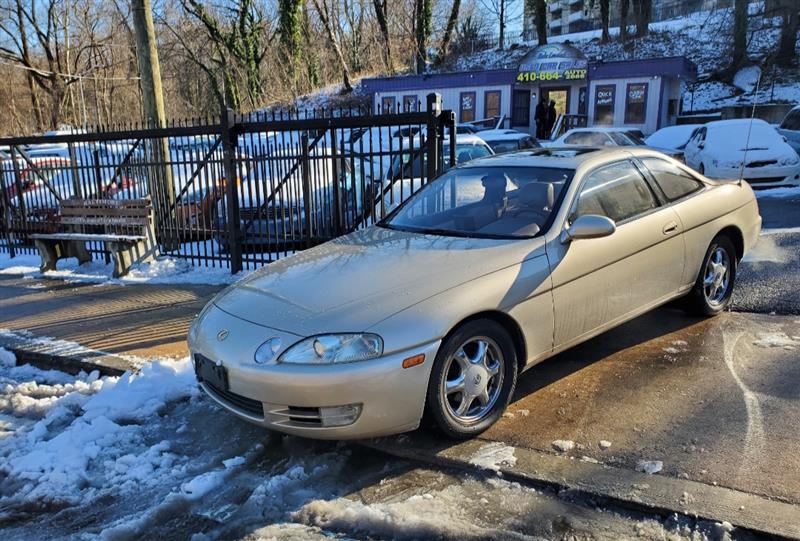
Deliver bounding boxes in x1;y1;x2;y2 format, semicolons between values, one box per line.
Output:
541;87;570;121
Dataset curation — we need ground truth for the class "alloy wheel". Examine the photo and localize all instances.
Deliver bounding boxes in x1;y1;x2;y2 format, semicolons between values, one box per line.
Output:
440;336;505;425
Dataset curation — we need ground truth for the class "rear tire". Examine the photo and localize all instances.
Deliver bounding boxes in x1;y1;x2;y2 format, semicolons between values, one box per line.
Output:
685;235;737;316
426;319;518;439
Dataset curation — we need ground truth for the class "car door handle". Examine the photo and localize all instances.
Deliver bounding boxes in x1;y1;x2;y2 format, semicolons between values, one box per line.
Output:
662;221;679;235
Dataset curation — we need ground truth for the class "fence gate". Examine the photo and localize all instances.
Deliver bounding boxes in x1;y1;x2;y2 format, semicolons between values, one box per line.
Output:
0;93;456;274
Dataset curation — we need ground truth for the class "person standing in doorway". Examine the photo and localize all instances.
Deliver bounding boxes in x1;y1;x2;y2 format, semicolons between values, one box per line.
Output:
547;100;558;139
534;98;547;140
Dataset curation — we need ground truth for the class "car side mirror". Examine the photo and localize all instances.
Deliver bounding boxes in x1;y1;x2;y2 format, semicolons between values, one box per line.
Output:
561;214;616;244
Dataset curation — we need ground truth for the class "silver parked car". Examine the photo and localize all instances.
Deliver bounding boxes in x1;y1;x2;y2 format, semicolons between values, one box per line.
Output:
188;147;761;439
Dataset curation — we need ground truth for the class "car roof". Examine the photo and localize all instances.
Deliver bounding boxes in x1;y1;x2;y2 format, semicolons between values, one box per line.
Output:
460;145;677;170
476;129;530;141
705;118;769;129
564;127;636;134
450;133;490;145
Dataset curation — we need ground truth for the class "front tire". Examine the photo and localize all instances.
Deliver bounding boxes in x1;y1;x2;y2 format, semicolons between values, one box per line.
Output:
685;235;737;316
426;319;518;439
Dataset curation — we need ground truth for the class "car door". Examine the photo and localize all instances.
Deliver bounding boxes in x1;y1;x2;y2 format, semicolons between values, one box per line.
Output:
683;127;706;170
546;159;686;350
778;109;800;154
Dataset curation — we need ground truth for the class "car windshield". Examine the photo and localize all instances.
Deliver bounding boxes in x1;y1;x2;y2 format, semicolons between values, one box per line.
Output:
389;142;492;179
382;165;573;239
487;140;520;154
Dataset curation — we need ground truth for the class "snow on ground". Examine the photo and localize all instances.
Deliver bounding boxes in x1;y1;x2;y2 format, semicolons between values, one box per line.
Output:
551;439;575;453
467;442;517;471
0;251;247;286
755;186;800;199
636;460;664;475
752;332;800;350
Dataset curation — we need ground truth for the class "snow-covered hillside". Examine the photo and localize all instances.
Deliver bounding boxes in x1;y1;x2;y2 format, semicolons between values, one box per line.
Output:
442;6;798;113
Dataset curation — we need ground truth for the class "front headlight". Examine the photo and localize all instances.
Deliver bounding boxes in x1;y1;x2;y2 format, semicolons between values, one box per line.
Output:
279;334;383;365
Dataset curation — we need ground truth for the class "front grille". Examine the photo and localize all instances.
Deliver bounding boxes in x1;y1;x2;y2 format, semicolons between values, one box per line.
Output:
204;381;264;418
746;177;786;184
271;405;323;426
240;206;295;220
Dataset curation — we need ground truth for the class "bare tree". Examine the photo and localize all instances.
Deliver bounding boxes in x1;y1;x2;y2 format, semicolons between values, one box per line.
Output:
439;0;461;58
310;0;353;92
730;0;748;71
527;0;547;45
775;0;799;66
619;0;631;41
371;0;393;72
414;0;432;74
633;0;651;37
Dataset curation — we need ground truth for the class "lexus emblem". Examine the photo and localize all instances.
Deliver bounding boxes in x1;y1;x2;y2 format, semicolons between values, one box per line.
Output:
217;329;229;342
473;374;482;384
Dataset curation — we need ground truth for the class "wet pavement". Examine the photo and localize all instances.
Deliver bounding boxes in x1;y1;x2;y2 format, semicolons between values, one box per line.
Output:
1;194;799;538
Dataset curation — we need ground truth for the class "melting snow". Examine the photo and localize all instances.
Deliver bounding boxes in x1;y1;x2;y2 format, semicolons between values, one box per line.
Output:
636;460;664;475
552;440;575;453
599;440;612;450
468;442;517;471
752;332;800;350
0;252;247;286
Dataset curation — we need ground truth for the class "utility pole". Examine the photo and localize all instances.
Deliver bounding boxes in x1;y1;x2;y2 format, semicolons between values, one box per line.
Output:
131;0;177;248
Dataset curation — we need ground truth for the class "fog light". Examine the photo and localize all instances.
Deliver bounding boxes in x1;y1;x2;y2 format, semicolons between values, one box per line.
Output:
319;404;362;427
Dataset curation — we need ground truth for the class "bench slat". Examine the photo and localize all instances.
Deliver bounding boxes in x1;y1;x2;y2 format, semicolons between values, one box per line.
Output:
31;233;146;242
61;206;151;217
60;216;150;227
60;198;151;209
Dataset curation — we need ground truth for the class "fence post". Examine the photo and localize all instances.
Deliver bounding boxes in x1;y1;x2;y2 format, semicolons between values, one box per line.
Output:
67;143;82;198
330;129;342;236
426;93;442;183
300;132;313;246
221;108;243;274
0;160;15;258
9;147;27;233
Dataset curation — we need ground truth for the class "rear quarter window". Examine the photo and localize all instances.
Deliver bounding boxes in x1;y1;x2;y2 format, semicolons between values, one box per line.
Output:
641;157;703;201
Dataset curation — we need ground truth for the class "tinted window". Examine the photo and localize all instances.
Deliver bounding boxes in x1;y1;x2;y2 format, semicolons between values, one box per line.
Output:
608;132;635;145
642;157;703;201
781;110;800;131
573;161;657;223
487;140;521;154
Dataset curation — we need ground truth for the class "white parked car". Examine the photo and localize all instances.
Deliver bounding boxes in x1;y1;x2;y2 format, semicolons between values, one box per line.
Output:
548;127;684;161
645;124;703;152
548;127;645;147
777;105;800;156
477;129;540;155
683;119;800;187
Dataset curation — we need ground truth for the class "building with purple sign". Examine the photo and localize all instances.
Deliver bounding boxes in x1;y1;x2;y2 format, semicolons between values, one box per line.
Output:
360;44;697;137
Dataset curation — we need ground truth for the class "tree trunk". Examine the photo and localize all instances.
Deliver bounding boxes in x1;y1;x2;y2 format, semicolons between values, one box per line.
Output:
311;0;353;92
415;0;432;74
634;0;651;37
731;0;748;70
439;0;461;59
499;0;505;50
372;0;394;72
620;0;630;40
533;0;547;45
776;0;799;66
600;0;610;43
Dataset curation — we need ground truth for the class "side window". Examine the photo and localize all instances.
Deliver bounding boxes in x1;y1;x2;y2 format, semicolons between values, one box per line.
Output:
781;110;800;131
573;161;657;224
641;157;703;201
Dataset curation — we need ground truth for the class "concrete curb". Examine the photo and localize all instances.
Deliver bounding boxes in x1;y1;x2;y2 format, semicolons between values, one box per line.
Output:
363;435;800;540
0;334;135;376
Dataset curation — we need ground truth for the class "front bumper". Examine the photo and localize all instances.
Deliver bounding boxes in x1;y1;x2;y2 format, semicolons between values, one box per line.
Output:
711;164;800;187
188;303;439;439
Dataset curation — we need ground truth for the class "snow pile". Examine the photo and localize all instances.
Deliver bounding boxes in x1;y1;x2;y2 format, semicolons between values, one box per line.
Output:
552;439;575;453
0;346;15;367
752;332;800;350
0;356;198;508
733;66;761;93
468;442;517;471
756;186;800;199
0;252;245;286
636;460;664;474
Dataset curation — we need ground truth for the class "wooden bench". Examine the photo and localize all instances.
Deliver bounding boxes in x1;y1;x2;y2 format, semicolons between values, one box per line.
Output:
30;198;159;278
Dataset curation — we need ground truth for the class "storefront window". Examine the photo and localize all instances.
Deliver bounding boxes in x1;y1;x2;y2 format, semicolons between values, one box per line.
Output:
484;90;501;119
624;83;648;124
380;96;396;113
460;92;476;123
594;85;615;125
403;95;418;112
578;87;588;115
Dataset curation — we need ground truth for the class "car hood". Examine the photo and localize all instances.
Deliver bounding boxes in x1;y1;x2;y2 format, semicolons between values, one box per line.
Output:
213;226;541;336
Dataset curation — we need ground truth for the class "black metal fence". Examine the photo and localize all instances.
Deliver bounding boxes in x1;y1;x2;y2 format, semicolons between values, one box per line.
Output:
0;94;456;273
